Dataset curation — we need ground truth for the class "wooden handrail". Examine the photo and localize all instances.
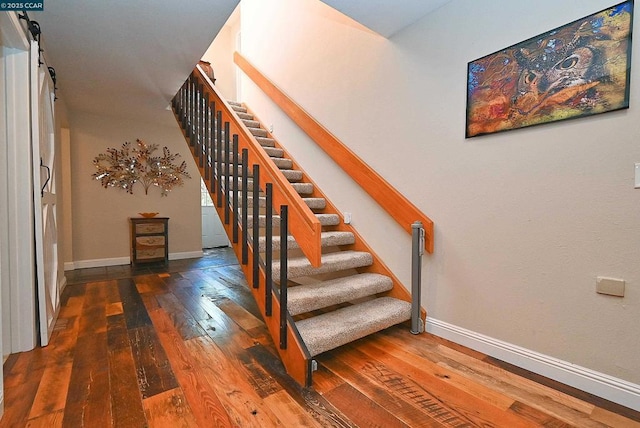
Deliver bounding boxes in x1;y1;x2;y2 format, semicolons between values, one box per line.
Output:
194;65;323;266
234;52;434;253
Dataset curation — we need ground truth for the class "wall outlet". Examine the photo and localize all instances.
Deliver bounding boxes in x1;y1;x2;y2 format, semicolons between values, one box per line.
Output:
344;212;352;224
269;124;274;133
596;277;625;297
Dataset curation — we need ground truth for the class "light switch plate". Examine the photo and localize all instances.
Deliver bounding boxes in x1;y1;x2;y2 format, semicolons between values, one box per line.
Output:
635;163;640;188
596;277;625;297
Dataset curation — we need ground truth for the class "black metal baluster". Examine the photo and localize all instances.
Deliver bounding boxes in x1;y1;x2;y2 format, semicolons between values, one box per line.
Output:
279;205;288;349
216;110;223;207
192;79;197;144
181;80;187;123
198;84;204;168
180;81;186;119
195;83;202;167
265;183;273;316
191;78;196;143
210;101;217;194
181;77;189;131
204;94;211;181
252;164;260;289
188;78;195;142
232;135;239;244
224;122;230;225
192;79;198;144
241;148;249;265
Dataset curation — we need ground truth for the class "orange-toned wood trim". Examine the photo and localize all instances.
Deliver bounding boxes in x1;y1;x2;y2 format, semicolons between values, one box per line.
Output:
194;66;323;267
234;52;434;254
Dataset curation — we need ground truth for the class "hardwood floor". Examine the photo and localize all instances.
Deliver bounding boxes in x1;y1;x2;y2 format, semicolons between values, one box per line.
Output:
2;247;639;427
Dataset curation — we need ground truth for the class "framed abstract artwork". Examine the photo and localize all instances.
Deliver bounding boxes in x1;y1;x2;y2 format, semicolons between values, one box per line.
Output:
466;1;633;138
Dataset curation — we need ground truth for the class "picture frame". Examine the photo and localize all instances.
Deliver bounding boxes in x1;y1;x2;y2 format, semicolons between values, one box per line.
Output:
466;1;633;138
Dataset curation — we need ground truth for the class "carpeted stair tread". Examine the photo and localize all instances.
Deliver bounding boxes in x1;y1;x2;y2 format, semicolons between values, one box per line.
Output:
236;112;253;120
315;213;340;226
240;196;325;210
229;180;311;195
263;146;285;157
296;297;411;356
216;147;283;162
231;105;248;114
242;119;261;128
255;137;276;147
245;213;339;228
288;273;393;316
227;101;243;107
302;197;325;209
272;250;372;279
258;231;354;252
234;165;298;180
248;127;267;138
272;158;293;169
290;182;313;195
281;169;303;182
216;156;287;173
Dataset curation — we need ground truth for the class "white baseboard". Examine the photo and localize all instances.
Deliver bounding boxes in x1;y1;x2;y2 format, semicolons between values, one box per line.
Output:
66;257;130;270
65;250;205;271
426;317;640;412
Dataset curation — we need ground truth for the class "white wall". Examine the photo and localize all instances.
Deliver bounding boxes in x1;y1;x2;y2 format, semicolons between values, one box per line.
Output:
68;111;202;266
236;0;640;393
201;5;241;102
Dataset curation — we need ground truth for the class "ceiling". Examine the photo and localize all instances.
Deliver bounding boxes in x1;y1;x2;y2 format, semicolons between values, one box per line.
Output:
32;0;448;125
34;0;239;124
319;0;452;38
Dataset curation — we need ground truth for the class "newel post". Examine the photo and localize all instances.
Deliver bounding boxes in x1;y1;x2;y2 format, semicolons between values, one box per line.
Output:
411;221;425;334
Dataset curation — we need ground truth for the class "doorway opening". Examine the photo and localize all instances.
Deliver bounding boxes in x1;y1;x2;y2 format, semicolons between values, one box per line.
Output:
200;179;228;249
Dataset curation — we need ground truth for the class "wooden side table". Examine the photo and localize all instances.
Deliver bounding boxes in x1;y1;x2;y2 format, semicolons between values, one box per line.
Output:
129;217;169;266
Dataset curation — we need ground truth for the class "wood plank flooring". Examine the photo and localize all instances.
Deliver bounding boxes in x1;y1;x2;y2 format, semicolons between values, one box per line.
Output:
2;247;639;427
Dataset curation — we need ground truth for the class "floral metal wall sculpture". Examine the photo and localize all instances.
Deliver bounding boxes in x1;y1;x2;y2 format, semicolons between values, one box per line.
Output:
92;139;191;196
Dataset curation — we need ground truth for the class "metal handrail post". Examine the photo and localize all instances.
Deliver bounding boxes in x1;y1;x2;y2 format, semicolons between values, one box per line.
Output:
411;221;425;334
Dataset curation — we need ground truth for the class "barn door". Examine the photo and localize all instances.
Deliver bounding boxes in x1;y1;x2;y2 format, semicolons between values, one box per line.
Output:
30;40;59;346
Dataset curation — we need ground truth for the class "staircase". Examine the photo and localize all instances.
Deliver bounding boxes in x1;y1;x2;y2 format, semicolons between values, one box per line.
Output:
229;100;413;356
173;67;423;386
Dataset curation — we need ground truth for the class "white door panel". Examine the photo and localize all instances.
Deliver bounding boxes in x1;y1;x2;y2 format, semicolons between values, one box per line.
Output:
31;40;60;346
202;206;228;248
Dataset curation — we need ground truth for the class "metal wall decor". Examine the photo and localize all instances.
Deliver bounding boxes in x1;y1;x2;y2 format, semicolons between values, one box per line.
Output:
92;139;191;196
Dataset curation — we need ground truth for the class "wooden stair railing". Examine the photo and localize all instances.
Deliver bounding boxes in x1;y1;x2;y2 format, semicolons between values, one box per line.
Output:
172;66;316;386
234;52;434;253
